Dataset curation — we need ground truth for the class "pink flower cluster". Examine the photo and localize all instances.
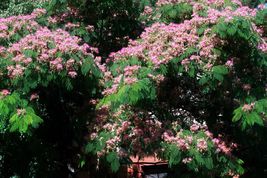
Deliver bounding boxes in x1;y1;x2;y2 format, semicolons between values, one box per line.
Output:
163;124;237;156
197;138;208;152
0;9;46;40
212;137;237;155
65;22;80;29
3;27;98;79
30;93;39;101
17;108;26;116
163;131;192;151
91;109;164;157
102;75;122;95
242;103;255;112
143;6;153;15
182;157;192;164
258;41;267;53
156;0;242;8
110;0;263;71
124;65;141;76
7;64;25;78
110;22;201;68
0;89;10;96
47;7;82;25
156;0;190;7
105;0;266;99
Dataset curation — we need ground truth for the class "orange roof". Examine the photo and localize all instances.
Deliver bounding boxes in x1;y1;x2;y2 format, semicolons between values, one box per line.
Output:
130;156;167;166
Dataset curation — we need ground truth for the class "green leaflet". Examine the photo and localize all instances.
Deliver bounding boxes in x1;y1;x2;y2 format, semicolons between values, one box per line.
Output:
232;99;267;129
9;107;43;133
106;152;120;172
212;65;229;81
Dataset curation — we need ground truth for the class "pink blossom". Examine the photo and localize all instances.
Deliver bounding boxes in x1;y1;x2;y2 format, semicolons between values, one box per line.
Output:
143;6;153;15
0;46;5;54
124;77;137;85
177;138;190;150
258;42;267;53
1;89;10;96
257;4;265;10
242;84;251;91
242;103;255;112
86;25;94;32
68;71;77;78
190;124;199;132
90;133;97;140
197;138;208;152
65;22;80;29
17;108;26;116
205;130;213;138
31;8;47;17
123;65;140;76
225;59;234;68
30;93;39;101
182;157;192;164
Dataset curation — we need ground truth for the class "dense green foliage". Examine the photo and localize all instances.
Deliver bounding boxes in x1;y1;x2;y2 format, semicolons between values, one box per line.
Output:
0;0;48;17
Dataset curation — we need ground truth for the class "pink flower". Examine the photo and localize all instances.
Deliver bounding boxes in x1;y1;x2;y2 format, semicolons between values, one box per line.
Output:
257;4;265;10
197;138;208;152
1;89;10;96
68;71;77;78
177;138;189;151
143;6;153;15
30;93;39;101
121;121;131;131
124;65;140;76
190;124;199;132
86;25;94;32
90;133;97;140
17;108;26;116
89;99;98;105
0;46;6;54
242;103;255;112
182;157;192;164
242;84;251;91
31;8;47;17
124;77;137;85
225;59;234;68
205;130;213;138
65;22;80;29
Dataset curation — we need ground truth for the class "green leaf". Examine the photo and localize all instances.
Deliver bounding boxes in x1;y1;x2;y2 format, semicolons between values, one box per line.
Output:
213;73;224;81
227;26;237;36
212;65;229;75
107;152;120;172
204;157;214;170
233;107;242;122
81;60;92;75
167;144;181;167
0;102;9;116
247;112;263;126
199;76;209;85
85;143;95;153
